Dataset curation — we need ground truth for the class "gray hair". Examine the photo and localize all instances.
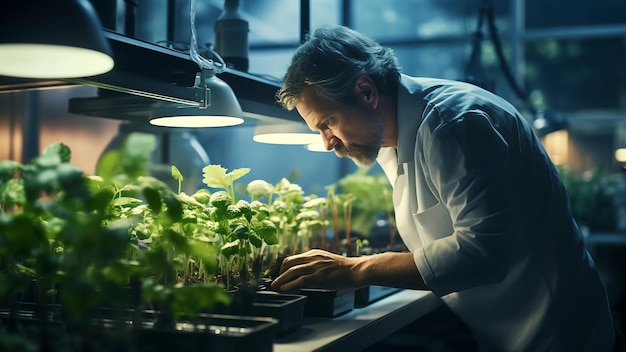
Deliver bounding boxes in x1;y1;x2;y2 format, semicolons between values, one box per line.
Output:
277;24;401;111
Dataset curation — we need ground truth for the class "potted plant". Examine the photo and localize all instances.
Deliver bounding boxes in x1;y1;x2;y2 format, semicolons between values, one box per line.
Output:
0;136;281;351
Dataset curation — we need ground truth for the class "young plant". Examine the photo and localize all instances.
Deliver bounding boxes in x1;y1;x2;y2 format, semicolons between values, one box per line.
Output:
202;165;278;290
336;168;396;248
300;197;328;250
94;134;231;323
0;143;142;348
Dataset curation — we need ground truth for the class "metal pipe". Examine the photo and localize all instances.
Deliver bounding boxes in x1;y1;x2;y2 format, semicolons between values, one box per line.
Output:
300;0;310;43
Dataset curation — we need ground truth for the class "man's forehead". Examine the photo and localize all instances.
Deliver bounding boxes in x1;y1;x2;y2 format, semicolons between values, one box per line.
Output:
298;86;337;112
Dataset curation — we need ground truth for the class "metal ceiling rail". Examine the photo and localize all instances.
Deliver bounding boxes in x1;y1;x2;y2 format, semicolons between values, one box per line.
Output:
0;29;301;124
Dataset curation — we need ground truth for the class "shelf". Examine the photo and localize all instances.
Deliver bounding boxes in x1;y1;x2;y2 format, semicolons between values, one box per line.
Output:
584;233;626;246
273;289;442;352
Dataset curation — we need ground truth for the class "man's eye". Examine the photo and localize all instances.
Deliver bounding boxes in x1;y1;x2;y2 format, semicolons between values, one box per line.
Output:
324;117;336;128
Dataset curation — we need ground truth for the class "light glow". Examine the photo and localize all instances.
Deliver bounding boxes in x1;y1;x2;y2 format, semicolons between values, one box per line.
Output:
0;44;114;78
615;148;626;163
253;132;322;145
305;142;331;152
150;115;243;128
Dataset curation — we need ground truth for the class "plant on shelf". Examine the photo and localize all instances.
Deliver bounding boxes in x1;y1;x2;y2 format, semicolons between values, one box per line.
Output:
201;165;280;290
0;142;142;349
95;133;232;322
0;135;238;351
324;184;358;255
335;168;396;250
557;166;626;233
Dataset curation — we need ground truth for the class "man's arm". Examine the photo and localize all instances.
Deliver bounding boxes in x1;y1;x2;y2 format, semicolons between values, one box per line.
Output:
270;249;429;292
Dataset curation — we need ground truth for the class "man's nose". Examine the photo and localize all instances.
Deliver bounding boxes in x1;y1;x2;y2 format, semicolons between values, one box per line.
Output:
320;130;337;151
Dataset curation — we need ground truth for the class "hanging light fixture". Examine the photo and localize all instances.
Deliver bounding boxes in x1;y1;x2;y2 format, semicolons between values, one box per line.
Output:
0;0;114;79
149;0;243;128
253;122;322;145
532;109;568;138
150;70;244;128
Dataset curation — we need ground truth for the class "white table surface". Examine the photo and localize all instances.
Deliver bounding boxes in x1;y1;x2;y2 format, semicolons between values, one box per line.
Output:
273;289;442;352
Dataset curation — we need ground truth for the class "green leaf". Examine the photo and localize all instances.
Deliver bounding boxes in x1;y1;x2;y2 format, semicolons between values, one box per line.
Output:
0;178;25;208
111;196;143;208
230;223;249;240
188;240;218;271
164;195;183;222
122;133;157;179
176;192;203;207
0;160;21;182
225;203;242;219
143;187;162;214
34;153;62;170
220;239;240;258
96;150;122;180
235;199;252;221
248;231;263;248
202;165;250;189
89;188;115;212
250;200;270;219
35;169;58;192
191;189;211;204
246;179;274;198
303;197;327;208
118;184;142;197
296;210;320;221
254;219;278;245
169;284;231;320
171;165;183;182
42;143;71;163
164;228;188;249
56;163;85;189
209;191;231;210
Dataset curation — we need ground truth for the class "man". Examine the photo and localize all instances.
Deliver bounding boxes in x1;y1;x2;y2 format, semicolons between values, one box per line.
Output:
271;24;620;351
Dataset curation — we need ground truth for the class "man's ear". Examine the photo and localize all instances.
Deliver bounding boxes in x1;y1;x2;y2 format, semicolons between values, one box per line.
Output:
354;75;378;108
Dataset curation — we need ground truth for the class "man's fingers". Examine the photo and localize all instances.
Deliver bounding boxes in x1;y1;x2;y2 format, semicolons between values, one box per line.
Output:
273;271;316;292
279;249;333;274
273;262;314;288
271;250;342;291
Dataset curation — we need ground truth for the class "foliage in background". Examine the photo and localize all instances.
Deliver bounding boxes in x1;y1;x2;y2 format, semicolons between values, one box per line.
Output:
558;166;626;232
335;168;394;238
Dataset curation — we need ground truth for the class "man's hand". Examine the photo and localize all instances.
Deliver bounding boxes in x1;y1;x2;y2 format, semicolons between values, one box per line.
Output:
270;249;428;292
270;249;365;292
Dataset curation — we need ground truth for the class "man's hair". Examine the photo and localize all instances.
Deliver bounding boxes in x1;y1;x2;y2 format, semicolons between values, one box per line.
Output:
277;24;401;111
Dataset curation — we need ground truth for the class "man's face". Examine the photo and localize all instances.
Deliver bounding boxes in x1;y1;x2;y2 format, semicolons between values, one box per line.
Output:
295;86;384;167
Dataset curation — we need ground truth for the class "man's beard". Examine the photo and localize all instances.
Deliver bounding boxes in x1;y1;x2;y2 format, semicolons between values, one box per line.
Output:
334;143;380;167
333;121;384;167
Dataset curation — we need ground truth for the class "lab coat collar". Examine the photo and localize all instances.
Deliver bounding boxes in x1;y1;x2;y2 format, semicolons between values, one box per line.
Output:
376;75;427;184
396;74;427;164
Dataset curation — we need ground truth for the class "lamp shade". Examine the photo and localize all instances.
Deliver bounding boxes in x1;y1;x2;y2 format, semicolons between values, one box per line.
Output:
253;122;322;145
150;73;244;128
532;109;568;138
0;0;114;79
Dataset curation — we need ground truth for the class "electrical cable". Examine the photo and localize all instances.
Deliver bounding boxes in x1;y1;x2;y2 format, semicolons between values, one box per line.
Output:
189;0;226;74
468;0;567;136
483;0;537;114
463;5;494;92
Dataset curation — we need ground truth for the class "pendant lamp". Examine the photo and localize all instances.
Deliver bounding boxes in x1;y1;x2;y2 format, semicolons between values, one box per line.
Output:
0;0;114;79
253;122;322;145
149;70;244;128
149;0;243;128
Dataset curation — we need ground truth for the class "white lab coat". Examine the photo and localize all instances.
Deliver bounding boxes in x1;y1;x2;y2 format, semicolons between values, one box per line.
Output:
377;75;615;351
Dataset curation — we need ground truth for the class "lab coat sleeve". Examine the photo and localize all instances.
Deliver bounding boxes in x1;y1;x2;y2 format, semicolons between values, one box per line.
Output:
414;111;514;296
